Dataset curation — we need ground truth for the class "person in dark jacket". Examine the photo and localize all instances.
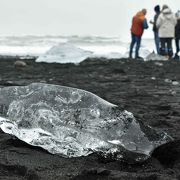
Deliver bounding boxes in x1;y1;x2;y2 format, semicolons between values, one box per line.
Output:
150;5;161;54
129;9;148;59
174;10;180;59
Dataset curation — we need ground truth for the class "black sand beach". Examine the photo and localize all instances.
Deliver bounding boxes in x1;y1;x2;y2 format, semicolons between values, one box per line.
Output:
0;57;180;180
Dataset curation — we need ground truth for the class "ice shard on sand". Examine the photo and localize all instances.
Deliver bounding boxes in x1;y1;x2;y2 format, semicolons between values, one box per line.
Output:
0;83;172;162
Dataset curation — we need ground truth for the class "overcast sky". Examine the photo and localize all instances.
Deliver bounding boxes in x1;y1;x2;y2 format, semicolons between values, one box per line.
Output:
0;0;180;38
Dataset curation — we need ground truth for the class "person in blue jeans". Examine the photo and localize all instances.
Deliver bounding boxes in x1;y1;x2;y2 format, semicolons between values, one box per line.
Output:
129;34;142;59
129;9;148;59
150;5;161;54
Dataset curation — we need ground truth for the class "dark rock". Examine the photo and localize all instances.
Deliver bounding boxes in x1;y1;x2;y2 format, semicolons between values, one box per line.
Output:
152;140;180;168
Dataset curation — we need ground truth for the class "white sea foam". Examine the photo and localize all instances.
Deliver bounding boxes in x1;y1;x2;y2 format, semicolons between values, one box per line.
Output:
0;35;158;63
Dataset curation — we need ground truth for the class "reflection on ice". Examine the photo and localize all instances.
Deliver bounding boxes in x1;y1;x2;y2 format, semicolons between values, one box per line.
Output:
0;83;172;162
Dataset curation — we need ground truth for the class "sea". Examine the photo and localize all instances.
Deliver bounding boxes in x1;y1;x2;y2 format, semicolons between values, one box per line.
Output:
0;35;155;63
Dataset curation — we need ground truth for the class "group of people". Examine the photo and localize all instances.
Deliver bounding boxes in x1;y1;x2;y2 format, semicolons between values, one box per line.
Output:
129;4;180;60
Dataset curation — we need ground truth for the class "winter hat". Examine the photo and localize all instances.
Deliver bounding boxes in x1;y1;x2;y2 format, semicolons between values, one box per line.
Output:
162;5;169;10
154;5;160;13
175;10;180;18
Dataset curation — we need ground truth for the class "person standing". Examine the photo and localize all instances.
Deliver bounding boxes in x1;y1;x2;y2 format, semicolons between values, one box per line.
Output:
150;5;161;54
174;10;180;59
129;9;148;59
156;5;177;59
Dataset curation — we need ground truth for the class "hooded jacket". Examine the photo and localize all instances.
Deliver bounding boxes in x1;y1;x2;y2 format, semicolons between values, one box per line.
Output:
131;11;148;36
156;8;177;38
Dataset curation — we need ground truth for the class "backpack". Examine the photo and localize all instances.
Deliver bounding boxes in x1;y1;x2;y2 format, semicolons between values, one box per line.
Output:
143;18;149;29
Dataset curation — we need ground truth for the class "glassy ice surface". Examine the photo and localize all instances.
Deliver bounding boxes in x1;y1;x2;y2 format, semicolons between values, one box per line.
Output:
0;83;172;162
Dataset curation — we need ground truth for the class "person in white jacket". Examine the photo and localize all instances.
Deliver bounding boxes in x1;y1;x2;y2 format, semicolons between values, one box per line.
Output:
156;5;177;58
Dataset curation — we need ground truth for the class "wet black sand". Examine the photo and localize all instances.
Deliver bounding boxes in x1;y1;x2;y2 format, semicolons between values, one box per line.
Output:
0;57;180;179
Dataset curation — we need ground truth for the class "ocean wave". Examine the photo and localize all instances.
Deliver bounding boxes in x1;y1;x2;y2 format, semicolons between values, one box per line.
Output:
0;35;155;61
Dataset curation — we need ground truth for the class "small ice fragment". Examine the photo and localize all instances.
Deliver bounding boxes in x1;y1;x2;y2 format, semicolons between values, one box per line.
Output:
172;81;179;85
165;79;172;83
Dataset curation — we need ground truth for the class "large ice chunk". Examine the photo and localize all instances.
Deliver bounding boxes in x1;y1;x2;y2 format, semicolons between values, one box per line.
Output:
36;43;92;63
0;83;171;162
145;52;169;61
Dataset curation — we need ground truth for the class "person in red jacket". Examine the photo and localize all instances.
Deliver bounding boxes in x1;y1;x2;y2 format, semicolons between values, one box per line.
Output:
129;9;148;59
